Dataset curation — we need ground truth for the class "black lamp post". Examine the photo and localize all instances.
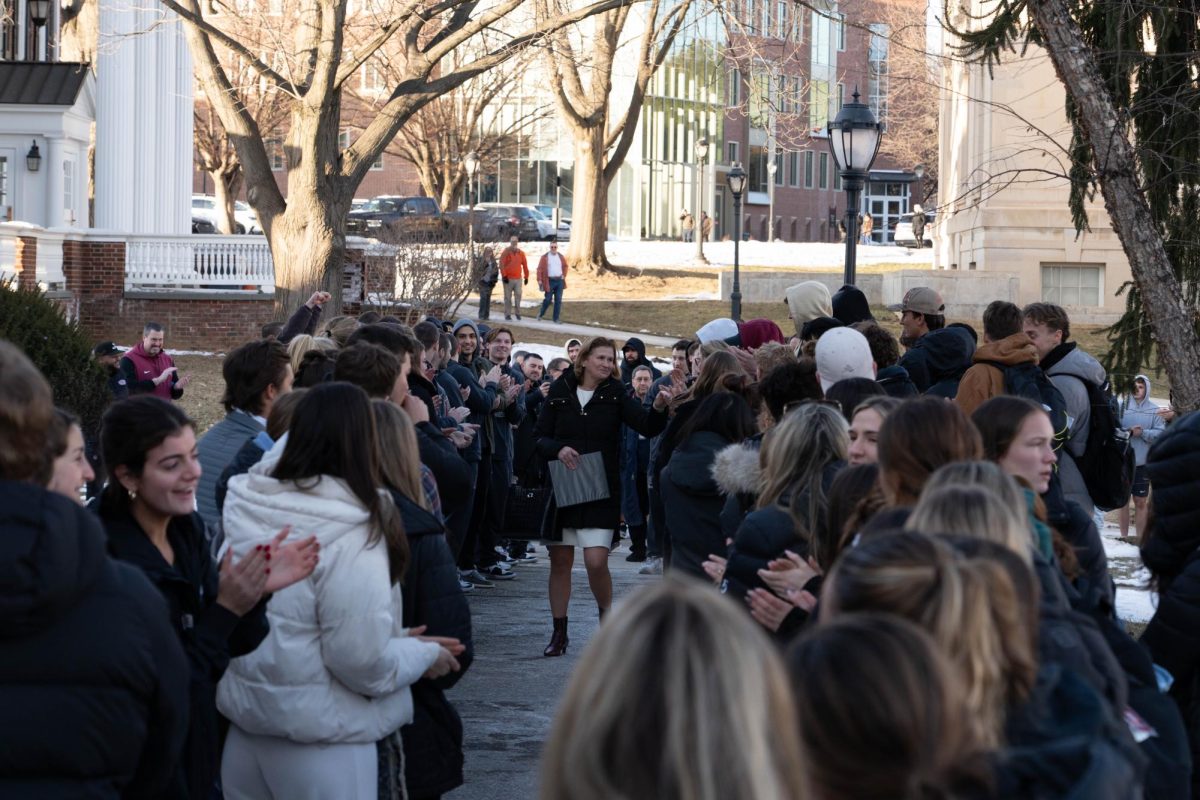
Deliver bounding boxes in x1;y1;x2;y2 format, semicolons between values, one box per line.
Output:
827;88;882;286
464;150;479;260
726;161;746;321
28;0;49;61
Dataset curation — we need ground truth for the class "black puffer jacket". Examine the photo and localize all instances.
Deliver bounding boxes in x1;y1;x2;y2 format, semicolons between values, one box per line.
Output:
535;371;668;534
995;664;1145;799
920;327;977;398
102;509;270;799
660;431;734;580
0;483;189;798
724;461;844;601
1139;412;1200;796
391;491;474;798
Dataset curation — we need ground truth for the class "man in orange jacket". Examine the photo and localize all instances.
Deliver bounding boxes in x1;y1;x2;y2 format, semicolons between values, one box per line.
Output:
536;241;569;323
499;236;529;320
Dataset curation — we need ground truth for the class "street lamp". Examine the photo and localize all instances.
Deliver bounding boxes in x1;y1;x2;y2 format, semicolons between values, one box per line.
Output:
766;160;777;243
28;0;49;61
827;87;882;286
694;136;709;263
726;162;747;322
464;150;479;272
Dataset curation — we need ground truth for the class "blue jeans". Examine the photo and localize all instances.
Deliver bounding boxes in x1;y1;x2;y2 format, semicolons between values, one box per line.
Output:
538;277;564;321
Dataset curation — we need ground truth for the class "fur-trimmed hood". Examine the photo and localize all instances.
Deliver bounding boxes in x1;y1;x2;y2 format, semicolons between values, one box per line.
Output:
711;439;762;497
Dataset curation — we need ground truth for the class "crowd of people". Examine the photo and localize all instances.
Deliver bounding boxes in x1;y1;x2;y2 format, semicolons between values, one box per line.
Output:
1;275;1198;799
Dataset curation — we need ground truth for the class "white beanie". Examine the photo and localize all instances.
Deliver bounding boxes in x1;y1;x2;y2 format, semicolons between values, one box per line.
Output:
696;317;739;344
815;327;876;393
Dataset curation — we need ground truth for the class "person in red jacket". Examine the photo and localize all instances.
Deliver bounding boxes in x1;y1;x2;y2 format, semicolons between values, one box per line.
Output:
119;322;190;401
499;236;529;321
536;241;569;323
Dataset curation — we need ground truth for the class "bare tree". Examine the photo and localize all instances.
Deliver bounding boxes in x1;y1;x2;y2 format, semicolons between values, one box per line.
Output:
161;0;635;312
346;48;552;212
539;0;694;272
194;56;289;233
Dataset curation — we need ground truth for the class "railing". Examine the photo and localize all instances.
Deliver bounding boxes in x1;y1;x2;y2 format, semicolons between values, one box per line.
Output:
125;234;274;292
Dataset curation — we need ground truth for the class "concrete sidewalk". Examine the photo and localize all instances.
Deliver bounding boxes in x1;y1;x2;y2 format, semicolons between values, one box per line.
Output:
455;300;680;350
444;542;659;799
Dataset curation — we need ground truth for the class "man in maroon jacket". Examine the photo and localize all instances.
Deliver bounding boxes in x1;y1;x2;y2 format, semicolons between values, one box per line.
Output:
119;322;190;401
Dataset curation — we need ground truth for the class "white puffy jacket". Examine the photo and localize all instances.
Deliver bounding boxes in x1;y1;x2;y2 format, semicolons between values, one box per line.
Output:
216;449;440;744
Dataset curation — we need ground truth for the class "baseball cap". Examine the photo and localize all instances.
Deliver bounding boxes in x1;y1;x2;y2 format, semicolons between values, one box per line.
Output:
92;341;122;357
814;328;876;393
887;287;944;316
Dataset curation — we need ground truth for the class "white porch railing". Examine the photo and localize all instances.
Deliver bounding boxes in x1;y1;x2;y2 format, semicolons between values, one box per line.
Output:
125;234;274;292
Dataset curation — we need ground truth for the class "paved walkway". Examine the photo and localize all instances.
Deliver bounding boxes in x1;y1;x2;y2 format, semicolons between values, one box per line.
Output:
445;541;657;799
455;300;679;349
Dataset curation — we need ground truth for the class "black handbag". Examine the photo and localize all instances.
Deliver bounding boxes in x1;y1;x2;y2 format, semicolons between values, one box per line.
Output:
501;483;553;540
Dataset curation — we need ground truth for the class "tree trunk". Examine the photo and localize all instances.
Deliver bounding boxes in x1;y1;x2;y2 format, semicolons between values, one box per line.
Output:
1024;0;1200;411
566;124;612;273
267;204;347;317
212;168;243;234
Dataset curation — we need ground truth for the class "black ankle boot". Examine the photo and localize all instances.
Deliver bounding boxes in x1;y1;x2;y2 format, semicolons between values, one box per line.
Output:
544;616;569;657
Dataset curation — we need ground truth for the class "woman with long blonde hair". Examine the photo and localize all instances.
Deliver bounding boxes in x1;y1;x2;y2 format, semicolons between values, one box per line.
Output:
723;403;847;601
541;579;808;800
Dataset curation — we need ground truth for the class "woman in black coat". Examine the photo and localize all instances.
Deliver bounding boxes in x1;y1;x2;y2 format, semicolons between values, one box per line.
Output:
661;392;757;580
535;337;675;656
97;396;316;799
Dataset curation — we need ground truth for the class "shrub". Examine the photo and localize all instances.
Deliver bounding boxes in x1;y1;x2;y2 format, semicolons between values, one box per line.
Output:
0;280;110;436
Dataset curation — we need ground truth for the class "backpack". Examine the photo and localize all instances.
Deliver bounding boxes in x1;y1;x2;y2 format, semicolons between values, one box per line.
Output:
981;361;1071;451
1058;373;1135;512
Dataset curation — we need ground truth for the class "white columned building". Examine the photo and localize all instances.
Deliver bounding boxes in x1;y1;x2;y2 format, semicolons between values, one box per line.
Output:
95;0;192;234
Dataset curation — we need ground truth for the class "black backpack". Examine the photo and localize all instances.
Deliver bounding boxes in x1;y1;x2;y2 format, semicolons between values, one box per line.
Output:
981;361;1072;452
1058;373;1135;512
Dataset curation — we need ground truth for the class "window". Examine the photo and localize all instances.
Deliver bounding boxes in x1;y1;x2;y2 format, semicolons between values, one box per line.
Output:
728;68;743;107
748;145;769;193
745;0;755;31
1042;264;1102;306
818;152;829;189
835;82;844;112
778;74;791;114
727;141;740;164
0;156;8;213
266;138;285;171
776;1;789;38
371;152;384;171
362;61;385;92
790;7;803;42
809;79;831;131
761;0;771;36
787;151;800;186
868;23;890;124
774;151;785;186
834;170;842;190
338;130;350;150
749;69;773;128
63;160;74;217
836;12;846;50
804;151;814;188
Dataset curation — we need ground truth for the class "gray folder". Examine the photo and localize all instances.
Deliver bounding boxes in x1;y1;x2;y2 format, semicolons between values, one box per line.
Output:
547;452;610;507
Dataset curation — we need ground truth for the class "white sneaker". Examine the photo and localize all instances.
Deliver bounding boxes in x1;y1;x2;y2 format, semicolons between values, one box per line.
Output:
638;557;663;575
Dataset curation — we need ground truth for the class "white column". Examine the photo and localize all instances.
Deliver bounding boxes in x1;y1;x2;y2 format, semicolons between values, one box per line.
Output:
95;0;191;234
45;137;65;227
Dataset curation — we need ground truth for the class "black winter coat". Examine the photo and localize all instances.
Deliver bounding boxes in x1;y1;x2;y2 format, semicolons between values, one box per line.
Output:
661;431;735;580
102;509;270;800
724;461;843;601
535;371;668;534
415;420;473;511
0;483;189;798
900;326;974;395
995;664;1145;799
390;490;474;798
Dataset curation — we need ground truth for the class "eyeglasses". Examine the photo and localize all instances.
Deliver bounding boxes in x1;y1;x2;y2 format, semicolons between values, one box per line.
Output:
782;398;843;415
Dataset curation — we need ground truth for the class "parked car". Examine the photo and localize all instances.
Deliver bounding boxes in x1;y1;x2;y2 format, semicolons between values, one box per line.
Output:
892;211;935;248
533;204;572;241
345;195;453;239
191;215;217;234
474;203;546;242
191;194;260;234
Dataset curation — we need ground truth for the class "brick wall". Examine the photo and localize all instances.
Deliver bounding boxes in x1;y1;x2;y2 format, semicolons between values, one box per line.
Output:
16;236;37;290
56;238;275;352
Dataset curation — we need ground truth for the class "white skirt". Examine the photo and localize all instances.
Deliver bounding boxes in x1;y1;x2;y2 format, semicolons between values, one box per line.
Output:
547;527;613;549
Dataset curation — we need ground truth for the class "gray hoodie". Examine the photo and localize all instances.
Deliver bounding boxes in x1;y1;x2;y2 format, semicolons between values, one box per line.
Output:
1120;374;1165;466
1043;343;1107;511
